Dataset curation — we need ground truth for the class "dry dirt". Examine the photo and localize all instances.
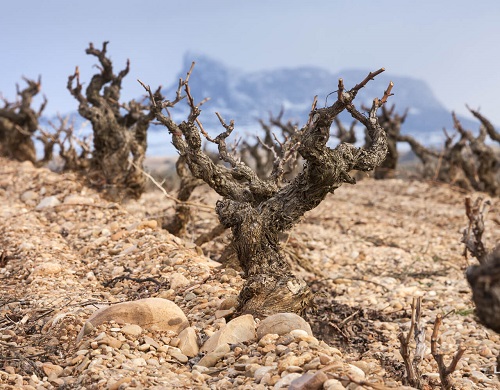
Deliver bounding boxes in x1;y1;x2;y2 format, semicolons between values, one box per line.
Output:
0;157;499;389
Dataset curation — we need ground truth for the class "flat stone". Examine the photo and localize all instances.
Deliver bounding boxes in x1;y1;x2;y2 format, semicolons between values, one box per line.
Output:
169;347;189;363
256;313;313;340
178;327;199;357
77;298;188;343
197;351;226;368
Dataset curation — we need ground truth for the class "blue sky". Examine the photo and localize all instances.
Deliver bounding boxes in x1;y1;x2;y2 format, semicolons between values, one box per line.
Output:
2;1;499;124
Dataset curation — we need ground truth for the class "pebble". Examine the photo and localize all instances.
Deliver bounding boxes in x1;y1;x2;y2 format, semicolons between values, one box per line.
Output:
197;351;227;367
20;190;38;202
121;324;143;337
131;357;147;367
169;347;189;363
169;272;190;290
273;372;303;389
254;366;276;382
63;194;95;205
41;363;63;379
289;371;329;390
36;195;61;209
143;336;161;349
4;159;499;390
323;378;346;390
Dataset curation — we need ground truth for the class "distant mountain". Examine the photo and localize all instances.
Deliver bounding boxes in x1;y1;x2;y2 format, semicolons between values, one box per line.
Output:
41;53;480;156
159;53;478;146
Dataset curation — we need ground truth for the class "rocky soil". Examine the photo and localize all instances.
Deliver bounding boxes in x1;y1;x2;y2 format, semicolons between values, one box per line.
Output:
0;157;499;389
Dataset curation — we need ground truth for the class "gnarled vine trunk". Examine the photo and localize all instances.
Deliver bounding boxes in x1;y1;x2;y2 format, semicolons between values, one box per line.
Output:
67;42;162;200
0;77;46;163
141;67;392;317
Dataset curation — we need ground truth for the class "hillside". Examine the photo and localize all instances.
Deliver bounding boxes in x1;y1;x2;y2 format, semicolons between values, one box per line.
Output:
0;157;499;389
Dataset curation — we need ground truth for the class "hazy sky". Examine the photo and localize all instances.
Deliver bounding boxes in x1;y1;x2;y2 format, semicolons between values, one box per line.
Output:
2;1;499;124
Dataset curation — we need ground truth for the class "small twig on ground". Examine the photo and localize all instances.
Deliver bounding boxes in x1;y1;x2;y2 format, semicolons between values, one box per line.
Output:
103;274;165;290
328;321;350;340
340;309;361;325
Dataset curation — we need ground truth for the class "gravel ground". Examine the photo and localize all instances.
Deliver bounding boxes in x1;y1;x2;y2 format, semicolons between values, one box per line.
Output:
0;157;499;389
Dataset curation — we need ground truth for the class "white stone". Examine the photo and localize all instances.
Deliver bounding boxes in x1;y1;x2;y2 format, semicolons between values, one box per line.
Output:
257;313;313;339
36;196;61;210
201;314;256;353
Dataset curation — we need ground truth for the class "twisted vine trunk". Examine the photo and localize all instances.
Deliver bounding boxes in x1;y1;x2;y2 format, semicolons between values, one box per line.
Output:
0;78;46;163
144;67;391;318
68;42;160;200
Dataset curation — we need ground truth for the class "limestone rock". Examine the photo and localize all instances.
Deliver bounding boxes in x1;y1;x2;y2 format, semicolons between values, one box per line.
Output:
256;313;313;340
36;196;61;210
168;272;190;290
178;327;199;357
201;314;256;353
77;298;188;342
41;363;63;379
20;190;38;203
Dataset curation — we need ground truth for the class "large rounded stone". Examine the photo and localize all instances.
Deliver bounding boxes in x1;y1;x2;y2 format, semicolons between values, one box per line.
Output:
77;298;188;342
256;312;313;340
